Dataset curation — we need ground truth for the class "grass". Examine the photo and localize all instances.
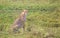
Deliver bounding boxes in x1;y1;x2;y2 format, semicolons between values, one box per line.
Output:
0;0;60;38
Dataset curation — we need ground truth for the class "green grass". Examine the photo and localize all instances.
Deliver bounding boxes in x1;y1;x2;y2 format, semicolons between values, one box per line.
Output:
0;0;60;38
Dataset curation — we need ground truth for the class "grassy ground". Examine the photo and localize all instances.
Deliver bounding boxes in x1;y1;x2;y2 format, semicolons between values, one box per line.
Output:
0;0;60;38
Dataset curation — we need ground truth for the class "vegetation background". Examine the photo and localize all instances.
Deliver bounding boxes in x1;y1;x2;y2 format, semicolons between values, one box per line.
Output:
0;0;60;38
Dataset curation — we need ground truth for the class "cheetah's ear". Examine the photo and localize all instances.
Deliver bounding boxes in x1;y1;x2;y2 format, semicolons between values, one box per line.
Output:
23;10;28;13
